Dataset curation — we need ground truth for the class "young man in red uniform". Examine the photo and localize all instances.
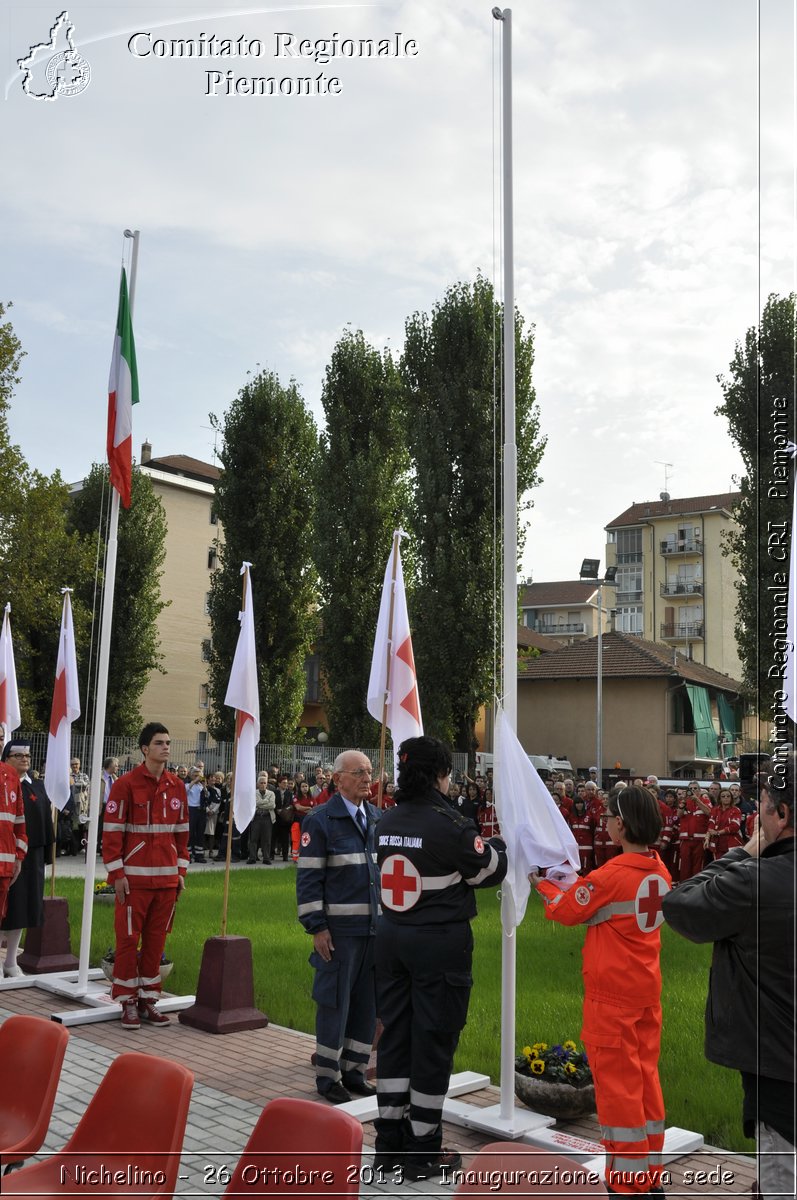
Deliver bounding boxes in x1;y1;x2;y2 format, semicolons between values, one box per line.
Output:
679;783;712;880
102;722;188;1030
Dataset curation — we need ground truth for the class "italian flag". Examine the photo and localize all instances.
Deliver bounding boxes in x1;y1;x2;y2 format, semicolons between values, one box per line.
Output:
106;267;139;508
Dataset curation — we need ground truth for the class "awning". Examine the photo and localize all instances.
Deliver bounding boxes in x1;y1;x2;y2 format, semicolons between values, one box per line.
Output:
685;684;719;761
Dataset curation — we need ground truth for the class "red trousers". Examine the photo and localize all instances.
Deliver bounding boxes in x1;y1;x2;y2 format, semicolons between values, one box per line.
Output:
582;998;665;1195
678;839;706;882
0;876;11;923
112;888;177;1000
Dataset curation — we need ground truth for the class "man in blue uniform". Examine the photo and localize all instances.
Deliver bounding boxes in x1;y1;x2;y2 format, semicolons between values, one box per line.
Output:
297;749;380;1104
374;736;507;1181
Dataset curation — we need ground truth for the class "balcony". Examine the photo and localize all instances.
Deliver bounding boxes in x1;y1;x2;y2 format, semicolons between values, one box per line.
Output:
660;581;703;598
533;622;586;635
660;539;703;556
616;589;643;604
661;621;704;640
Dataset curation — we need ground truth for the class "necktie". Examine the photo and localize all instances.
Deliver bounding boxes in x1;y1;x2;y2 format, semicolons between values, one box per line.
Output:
357;808;367;838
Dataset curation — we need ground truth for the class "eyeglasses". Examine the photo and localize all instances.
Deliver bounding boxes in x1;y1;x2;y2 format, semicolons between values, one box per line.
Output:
341;768;372;779
8;752;30;759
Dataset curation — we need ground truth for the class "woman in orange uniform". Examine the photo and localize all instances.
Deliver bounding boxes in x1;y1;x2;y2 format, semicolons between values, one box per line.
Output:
530;786;671;1197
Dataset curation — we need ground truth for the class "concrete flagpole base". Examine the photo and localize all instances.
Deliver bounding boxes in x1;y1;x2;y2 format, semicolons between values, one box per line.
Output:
18;896;79;974
178;935;268;1034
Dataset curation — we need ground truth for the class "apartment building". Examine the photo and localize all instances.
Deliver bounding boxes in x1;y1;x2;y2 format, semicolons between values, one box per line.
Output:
604;491;742;680
137;446;221;744
519;580;610;644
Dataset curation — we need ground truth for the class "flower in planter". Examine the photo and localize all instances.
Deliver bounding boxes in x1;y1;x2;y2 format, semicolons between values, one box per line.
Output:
515;1039;592;1088
94;881;115;895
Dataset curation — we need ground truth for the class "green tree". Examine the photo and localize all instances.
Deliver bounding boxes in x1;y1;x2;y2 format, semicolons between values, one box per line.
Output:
68;464;168;735
316;330;411;744
207;371;319;742
0;302;28;553
716;292;796;715
401;275;545;753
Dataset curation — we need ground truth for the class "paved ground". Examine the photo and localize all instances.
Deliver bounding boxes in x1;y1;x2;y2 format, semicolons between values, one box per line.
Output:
4;857;758;1197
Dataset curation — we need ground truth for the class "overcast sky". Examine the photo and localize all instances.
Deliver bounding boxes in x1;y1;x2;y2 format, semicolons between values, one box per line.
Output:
2;1;793;582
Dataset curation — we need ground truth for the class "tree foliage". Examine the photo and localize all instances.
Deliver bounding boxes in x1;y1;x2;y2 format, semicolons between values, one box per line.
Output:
207;371;319;742
716;293;796;715
68;464;168;736
401;275;545;752
316;330;410;744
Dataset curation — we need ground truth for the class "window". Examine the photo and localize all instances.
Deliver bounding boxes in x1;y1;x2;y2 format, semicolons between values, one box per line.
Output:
209;504;218;526
197;731;208;751
201;638;212;663
616;564;643;602
199;684;209;709
204;592;211;615
615;605;643;634
207;546;217;570
616;528;642;563
304;654;321;704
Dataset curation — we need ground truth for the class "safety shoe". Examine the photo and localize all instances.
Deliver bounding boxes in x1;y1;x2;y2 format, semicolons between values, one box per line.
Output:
138;999;171;1026
120;998;140;1030
402;1149;463;1182
320;1082;352;1105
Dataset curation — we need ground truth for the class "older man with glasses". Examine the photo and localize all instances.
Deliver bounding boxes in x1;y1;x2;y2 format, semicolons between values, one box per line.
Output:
0;740;54;976
296;749;380;1104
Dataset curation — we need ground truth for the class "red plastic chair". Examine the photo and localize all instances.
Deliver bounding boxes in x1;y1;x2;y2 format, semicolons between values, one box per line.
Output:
3;1051;194;1199
223;1097;363;1198
0;1015;69;1169
453;1142;608;1196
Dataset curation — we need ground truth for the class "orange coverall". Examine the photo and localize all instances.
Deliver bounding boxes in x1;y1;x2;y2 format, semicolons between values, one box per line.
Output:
538;851;672;1195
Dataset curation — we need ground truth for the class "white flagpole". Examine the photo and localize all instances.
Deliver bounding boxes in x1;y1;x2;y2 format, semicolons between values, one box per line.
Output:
496;5;518;1125
76;229;140;992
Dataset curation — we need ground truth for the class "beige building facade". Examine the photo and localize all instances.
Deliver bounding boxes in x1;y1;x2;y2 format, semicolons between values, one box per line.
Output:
519;580;610;644
604;491;743;680
137;448;221;744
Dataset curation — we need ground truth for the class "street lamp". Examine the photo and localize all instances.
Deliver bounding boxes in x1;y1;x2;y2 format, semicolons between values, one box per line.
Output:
579;560;617;789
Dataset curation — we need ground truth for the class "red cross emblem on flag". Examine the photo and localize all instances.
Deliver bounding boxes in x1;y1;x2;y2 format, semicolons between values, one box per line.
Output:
380;854;421;911
635;873;669;931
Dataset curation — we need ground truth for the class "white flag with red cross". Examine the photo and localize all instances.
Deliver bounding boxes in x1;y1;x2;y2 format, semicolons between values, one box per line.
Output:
225;563;260;833
44;590;81;811
367;532;422;777
0;604;21;745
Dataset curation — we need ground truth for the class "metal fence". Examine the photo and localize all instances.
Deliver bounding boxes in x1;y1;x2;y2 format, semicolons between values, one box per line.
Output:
17;733;468;782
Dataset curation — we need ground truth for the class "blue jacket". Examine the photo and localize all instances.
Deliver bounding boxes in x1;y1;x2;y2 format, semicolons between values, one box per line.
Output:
296;794;381;937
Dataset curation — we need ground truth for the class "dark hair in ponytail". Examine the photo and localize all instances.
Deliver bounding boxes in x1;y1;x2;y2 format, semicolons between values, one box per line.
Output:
395;736;452;803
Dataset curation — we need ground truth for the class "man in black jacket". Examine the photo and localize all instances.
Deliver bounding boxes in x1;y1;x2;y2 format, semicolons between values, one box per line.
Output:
663;759;795;1200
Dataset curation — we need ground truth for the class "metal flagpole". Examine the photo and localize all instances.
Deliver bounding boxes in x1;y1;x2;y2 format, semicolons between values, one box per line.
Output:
496;5;519;1125
75;229;140;992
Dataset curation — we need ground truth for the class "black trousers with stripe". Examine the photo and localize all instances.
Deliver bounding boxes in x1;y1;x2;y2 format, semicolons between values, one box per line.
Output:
375;918;473;1158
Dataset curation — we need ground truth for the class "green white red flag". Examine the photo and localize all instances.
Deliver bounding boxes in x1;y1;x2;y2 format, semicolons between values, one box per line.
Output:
106;267;139;508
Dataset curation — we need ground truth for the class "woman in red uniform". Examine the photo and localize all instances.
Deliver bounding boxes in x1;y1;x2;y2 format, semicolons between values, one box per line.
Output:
705;787;743;859
530;786;670;1197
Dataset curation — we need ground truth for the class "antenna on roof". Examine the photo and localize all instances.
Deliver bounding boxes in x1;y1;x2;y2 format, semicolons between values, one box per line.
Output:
200;424;219;466
654;461;673;501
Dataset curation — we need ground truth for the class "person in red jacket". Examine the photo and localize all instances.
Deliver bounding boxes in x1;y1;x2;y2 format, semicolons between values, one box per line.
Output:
569;796;595;874
678;783;712;881
0;735;27;933
102;722;188;1031
706;788;743;859
530;786;671;1197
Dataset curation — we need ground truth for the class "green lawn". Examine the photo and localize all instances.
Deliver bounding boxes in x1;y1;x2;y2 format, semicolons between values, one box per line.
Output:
54;870;752;1152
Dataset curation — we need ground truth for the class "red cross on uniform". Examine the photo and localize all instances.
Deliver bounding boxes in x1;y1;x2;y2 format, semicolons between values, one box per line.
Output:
635;873;669;931
380;854;421;911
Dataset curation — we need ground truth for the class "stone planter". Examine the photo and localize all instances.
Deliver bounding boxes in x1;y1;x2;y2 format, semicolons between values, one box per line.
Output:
514;1070;596;1119
94;893;116;905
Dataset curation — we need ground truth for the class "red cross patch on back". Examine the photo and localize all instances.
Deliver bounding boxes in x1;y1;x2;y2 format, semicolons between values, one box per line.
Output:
635;873;669;932
380;854;421;911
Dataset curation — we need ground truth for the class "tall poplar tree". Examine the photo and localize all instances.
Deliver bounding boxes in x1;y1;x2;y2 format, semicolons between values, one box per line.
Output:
316;330;410;744
716;292;796;714
401;275;545;753
68;464;168;735
207;370;319;742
